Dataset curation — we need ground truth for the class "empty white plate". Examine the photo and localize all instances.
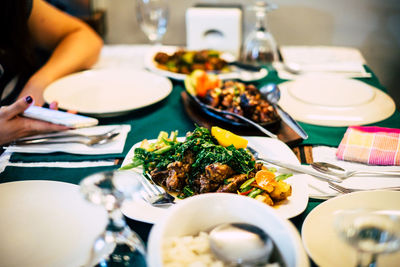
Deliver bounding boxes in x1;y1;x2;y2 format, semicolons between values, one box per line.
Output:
44;69;172;117
0;180;107;267
278;74;396;126
302;191;400;266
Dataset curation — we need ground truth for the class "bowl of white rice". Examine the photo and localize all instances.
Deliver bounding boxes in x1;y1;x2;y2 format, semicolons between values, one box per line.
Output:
147;193;309;267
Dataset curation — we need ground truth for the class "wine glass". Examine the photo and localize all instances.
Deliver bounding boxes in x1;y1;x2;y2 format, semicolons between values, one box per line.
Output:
241;1;278;65
135;0;169;45
334;209;400;267
80;170;146;267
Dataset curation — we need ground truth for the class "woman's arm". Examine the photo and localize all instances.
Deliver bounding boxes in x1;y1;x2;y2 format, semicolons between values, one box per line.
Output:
0;96;69;145
18;0;103;106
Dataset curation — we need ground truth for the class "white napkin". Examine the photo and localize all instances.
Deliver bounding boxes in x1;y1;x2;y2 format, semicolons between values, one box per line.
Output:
275;45;371;79
308;146;400;199
4;125;131;155
92;45;149;70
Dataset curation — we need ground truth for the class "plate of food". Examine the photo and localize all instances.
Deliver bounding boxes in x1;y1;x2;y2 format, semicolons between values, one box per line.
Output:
144;45;268;81
184;70;281;129
121;126;309;224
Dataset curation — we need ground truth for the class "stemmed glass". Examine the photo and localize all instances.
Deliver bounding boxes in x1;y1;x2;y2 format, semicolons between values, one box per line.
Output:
135;0;169;45
334;209;400;267
241;1;278;65
80;170;146;267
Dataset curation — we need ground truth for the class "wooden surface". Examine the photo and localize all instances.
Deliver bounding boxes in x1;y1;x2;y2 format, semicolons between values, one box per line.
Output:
181;91;304;147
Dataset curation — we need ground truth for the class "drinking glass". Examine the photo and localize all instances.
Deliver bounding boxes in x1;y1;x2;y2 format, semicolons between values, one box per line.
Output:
80;170;146;267
334;209;400;267
135;0;169;45
241;1;278;65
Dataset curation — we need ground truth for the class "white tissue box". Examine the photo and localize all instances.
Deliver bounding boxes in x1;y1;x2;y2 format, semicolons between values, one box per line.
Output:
186;6;242;58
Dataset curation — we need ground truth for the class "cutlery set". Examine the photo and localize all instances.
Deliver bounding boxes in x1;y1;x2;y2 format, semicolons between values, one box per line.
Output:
11;128;121;147
247;146;400;195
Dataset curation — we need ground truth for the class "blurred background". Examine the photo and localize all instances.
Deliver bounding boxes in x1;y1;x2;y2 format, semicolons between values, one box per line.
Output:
47;0;400;107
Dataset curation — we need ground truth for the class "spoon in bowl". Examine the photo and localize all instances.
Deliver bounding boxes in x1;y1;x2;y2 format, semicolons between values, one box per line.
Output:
209;223;275;265
311;162;400;179
259;83;308;139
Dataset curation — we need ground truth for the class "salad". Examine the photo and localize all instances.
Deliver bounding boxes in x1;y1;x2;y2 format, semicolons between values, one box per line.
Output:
122;126;292;206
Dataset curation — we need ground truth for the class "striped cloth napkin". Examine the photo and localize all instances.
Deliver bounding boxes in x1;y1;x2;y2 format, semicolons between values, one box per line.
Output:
336;126;400;165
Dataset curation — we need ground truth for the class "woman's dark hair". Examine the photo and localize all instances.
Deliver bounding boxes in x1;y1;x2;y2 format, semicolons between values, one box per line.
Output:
0;0;35;72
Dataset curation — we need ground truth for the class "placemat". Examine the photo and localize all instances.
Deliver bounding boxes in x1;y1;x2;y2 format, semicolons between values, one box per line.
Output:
0;165;120;185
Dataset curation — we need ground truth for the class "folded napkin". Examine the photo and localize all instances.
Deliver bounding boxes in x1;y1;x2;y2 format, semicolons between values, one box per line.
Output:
336;126;400;166
275;45;371;79
4;125;131;155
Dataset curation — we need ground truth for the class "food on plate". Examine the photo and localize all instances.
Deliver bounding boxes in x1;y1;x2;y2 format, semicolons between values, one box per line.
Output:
154;49;230;74
122;126;292;206
162;232;224;267
186;70;279;124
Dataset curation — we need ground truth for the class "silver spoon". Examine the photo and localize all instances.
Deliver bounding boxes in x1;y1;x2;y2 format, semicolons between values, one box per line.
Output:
209;223;274;265
259;83;308;139
311;162;400;179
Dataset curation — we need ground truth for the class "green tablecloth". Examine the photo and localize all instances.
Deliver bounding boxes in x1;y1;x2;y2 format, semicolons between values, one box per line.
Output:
8;66;400;164
1;66;398;266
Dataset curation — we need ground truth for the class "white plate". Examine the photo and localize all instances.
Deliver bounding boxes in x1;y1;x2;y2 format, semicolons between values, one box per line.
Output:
0;180;107;267
278;74;396;126
43;69;172;117
143;45;268;81
302;191;400;267
121;136;309;223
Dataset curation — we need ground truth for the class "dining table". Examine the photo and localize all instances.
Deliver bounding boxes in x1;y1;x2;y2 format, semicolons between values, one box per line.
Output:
1;44;400;266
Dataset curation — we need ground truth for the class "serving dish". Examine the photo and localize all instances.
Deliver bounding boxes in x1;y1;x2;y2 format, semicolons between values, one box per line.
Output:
43;69;172;118
183;71;281;131
147;193;309;267
121;135;309;223
144;45;268;81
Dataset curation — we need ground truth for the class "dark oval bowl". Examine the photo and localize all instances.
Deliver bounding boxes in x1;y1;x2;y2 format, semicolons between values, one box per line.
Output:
185;88;281;129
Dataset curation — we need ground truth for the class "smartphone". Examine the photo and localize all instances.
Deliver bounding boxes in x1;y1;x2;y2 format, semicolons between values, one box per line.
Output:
22;105;99;128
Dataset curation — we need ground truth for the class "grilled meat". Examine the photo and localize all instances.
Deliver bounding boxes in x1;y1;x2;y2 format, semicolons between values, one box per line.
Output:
205;163;235;183
217;174;248;193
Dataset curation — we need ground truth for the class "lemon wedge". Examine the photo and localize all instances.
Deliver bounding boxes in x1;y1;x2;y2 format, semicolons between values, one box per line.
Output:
211;126;248;149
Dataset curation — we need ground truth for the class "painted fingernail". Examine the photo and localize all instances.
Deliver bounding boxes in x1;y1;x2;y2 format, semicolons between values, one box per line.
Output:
25;96;33;104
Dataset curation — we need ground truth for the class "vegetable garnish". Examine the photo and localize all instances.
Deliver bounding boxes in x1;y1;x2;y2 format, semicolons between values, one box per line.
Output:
122;126;292;206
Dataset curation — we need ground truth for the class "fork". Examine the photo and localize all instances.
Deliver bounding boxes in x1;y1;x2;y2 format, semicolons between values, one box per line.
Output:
12;131;120;146
136;172;175;206
328;181;400;194
247;146;343;183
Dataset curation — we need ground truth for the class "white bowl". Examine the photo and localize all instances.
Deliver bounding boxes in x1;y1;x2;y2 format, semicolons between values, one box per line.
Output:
147;193;309;267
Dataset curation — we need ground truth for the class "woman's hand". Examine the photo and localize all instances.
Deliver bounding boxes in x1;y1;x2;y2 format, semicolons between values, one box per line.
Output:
0;96;69;145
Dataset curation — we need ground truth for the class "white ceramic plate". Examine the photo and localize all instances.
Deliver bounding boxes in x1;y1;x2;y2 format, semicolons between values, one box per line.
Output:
278;74;396;127
0;180;107;267
43;69;172;117
143;45;268;81
302;191;400;267
121;136;309;223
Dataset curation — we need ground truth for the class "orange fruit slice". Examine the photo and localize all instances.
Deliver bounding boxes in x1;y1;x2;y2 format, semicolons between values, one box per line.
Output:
255;170;277;193
211;126;248;149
